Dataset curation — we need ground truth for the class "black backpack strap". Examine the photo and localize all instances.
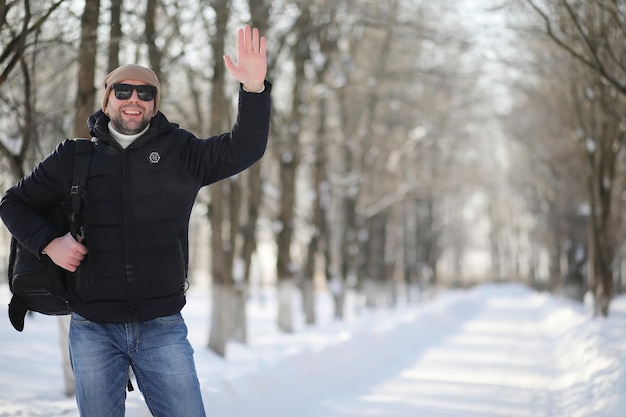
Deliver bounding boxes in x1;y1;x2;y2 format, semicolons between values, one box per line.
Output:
70;138;95;240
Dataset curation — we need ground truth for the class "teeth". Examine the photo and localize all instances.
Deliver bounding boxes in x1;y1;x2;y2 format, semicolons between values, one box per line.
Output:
124;110;140;115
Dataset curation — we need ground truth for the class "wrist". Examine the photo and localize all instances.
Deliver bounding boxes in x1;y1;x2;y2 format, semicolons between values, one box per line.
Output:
242;82;265;93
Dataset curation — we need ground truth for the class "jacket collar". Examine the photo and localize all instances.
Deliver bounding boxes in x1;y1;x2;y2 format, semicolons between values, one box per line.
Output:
87;110;177;146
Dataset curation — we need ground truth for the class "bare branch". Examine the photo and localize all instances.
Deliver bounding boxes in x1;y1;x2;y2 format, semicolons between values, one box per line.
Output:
523;0;626;95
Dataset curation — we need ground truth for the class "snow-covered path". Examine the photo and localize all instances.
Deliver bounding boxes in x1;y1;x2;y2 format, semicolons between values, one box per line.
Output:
1;283;625;417
306;289;561;417
203;285;626;417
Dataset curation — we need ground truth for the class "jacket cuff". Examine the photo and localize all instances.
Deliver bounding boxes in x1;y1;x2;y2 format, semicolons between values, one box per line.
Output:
240;80;271;95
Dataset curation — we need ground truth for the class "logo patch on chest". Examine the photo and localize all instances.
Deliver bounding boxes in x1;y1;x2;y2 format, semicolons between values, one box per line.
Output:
148;152;161;164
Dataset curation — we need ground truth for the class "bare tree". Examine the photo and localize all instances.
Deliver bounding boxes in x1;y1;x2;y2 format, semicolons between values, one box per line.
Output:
519;0;626;315
299;9;337;323
273;2;312;332
0;0;68;179
523;0;626;95
0;0;66;86
206;0;234;357
575;68;624;315
504;71;589;297
354;2;400;308
232;0;271;340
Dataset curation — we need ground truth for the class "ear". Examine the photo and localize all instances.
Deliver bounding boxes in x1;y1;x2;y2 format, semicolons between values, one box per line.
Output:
102;97;109;116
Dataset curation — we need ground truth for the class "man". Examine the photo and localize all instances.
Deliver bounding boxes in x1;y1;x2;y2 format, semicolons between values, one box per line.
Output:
0;25;270;416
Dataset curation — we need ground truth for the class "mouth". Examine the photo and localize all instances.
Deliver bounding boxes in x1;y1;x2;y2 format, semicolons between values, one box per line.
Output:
122;108;143;116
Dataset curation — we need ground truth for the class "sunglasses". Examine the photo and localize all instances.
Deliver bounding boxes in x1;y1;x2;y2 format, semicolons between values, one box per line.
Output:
112;84;156;101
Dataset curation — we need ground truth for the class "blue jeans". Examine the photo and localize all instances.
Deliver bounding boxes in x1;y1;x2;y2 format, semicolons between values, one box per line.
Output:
69;312;206;417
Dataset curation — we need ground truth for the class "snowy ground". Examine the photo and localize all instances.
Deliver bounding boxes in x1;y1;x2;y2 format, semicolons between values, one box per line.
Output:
0;282;625;417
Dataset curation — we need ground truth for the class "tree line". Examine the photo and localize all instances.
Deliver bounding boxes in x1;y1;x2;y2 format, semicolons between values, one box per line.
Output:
506;0;625;316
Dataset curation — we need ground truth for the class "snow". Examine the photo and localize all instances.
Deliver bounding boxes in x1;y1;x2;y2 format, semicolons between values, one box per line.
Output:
1;282;625;417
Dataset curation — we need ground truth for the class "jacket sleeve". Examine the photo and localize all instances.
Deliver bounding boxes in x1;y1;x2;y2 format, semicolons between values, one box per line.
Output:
184;80;272;186
0;140;74;258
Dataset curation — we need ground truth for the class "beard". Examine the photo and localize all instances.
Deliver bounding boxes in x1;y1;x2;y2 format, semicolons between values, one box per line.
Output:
108;104;152;135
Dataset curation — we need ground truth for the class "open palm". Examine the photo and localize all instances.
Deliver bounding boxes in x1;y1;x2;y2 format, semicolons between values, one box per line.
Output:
224;25;267;93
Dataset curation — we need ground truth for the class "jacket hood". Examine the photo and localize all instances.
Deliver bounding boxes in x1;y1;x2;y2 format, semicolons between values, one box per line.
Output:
87;110;178;143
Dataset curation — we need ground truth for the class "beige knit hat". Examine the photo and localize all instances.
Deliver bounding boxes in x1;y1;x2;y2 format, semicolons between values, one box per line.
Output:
101;64;160;116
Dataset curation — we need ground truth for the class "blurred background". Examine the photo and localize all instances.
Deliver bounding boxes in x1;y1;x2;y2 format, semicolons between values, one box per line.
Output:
0;0;624;357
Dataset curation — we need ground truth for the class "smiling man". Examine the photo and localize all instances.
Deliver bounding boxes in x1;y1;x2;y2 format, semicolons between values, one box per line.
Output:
0;25;270;416
103;67;159;135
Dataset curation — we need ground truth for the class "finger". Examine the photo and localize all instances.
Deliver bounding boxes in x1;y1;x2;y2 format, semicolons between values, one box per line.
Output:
223;55;236;73
237;27;245;56
71;254;84;266
259;36;266;56
244;24;252;52
68;242;87;256
76;243;88;255
252;27;259;53
61;257;78;271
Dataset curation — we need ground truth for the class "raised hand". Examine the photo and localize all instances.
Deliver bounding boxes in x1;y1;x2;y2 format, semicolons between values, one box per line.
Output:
223;25;267;93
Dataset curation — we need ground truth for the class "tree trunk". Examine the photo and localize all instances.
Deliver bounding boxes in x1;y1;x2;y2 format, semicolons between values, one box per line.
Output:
231;0;272;341
209;281;231;357
336;190;356;320
228;177;244;343
60;0;101;394
587;151;615;316
144;0;162;82
206;0;234;356
275;5;311;332
57;316;73;396
334;78;359;317
107;0;122;71
276;149;297;332
72;0;100;139
585;109;621;315
236;164;260;342
360;212;387;308
300;99;330;324
208;182;234;356
231;268;247;344
563;213;587;301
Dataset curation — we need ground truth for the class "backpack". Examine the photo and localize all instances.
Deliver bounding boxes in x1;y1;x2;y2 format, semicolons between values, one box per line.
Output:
7;138;94;332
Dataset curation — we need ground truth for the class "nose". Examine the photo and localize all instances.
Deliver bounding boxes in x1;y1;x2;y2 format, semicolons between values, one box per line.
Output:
128;89;141;102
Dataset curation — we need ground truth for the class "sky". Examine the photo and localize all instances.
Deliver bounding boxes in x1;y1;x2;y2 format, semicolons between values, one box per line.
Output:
0;282;624;417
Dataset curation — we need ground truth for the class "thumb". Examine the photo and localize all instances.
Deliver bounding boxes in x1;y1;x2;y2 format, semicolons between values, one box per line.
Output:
223;55;236;74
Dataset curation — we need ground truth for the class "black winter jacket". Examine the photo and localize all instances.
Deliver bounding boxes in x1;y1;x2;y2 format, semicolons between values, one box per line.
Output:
0;82;271;323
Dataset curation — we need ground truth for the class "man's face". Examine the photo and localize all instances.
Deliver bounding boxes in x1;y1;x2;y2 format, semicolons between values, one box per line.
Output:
105;80;156;135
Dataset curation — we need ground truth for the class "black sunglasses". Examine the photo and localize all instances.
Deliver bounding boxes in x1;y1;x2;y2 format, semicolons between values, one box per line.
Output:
112;83;156;101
